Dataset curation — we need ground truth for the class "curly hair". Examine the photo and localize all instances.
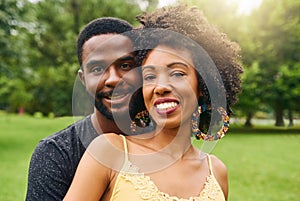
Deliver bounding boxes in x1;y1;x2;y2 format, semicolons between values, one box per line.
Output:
129;4;243;134
136;4;243;110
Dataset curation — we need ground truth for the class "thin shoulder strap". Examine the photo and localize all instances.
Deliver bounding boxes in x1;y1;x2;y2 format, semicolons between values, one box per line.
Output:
120;135;129;162
207;155;214;177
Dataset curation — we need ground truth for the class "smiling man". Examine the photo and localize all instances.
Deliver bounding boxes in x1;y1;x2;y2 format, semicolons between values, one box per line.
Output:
79;32;141;134
26;17;141;201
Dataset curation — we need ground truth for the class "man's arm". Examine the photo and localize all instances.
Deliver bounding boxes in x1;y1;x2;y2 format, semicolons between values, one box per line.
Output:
26;139;75;201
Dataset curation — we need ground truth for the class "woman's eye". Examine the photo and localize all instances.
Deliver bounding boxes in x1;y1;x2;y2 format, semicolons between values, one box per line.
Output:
171;72;185;77
143;74;156;81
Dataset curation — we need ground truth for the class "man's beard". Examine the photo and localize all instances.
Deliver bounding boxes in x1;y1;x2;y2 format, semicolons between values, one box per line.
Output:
94;92;114;120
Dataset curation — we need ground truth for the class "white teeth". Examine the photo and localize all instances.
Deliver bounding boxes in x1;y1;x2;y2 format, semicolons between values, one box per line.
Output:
156;102;178;110
109;94;126;100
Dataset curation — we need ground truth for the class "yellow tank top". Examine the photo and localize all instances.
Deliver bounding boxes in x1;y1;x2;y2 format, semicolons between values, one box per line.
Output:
110;135;226;201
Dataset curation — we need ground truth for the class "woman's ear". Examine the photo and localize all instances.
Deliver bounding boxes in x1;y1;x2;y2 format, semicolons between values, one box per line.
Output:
78;69;85;86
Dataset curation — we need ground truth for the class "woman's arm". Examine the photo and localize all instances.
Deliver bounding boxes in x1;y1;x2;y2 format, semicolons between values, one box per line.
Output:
64;134;124;201
63;150;111;201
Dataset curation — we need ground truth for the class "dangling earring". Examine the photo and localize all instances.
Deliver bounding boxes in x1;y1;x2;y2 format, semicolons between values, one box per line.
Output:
192;106;230;141
191;106;202;139
130;110;151;134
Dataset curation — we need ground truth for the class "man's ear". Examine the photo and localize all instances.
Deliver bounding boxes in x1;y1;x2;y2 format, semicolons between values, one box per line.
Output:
78;69;85;86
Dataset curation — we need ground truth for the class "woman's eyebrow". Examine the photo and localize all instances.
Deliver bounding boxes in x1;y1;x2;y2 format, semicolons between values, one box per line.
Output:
142;65;156;72
142;62;189;71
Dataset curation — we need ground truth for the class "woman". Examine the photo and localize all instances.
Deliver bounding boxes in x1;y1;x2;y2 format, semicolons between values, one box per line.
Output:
64;4;243;201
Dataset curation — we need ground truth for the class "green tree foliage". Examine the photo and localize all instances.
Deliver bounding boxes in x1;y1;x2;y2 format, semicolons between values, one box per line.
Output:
182;0;300;127
0;0;34;111
1;0;142;116
248;0;300;126
2;0;299;124
234;62;264;127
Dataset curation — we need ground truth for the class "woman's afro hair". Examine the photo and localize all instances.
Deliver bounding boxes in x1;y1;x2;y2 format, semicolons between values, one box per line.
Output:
136;4;243;110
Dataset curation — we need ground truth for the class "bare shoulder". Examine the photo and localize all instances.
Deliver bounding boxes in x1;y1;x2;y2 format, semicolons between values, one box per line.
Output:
88;133;124;151
209;154;228;200
209;154;227;174
87;133;126;171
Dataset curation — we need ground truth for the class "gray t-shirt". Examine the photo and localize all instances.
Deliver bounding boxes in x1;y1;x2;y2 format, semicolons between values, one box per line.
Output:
26;115;98;201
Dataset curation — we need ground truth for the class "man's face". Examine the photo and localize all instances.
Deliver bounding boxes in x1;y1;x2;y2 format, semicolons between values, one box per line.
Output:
79;34;141;119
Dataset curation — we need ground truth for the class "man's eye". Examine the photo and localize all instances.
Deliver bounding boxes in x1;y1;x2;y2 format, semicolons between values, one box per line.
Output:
120;63;133;70
91;66;104;74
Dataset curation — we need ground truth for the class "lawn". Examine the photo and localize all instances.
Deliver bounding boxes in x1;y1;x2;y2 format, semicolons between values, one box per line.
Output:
0;112;299;201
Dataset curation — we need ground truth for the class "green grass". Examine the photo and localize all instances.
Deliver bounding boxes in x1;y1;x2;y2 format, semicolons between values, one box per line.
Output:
0;112;75;201
0;112;299;201
212;133;300;201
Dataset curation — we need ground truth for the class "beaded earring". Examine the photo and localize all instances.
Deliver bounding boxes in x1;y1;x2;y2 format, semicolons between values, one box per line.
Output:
130;110;151;134
192;105;230;141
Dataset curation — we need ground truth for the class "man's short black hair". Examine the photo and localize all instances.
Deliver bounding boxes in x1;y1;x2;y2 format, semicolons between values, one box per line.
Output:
77;17;133;66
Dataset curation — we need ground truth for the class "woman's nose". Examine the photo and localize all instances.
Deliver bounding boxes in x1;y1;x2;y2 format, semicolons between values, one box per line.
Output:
154;77;172;95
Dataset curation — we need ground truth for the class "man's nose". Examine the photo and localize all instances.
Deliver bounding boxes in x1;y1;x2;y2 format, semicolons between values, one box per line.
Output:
104;66;121;88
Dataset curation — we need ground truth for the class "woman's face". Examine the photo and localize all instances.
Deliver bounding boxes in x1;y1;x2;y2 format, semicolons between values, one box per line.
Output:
142;45;200;129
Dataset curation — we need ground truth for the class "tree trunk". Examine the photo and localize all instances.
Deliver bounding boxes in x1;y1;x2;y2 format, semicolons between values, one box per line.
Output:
288;108;294;127
244;112;253;127
275;108;284;127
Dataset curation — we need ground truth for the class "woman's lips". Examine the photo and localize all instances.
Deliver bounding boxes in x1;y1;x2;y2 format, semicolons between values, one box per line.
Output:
154;98;179;115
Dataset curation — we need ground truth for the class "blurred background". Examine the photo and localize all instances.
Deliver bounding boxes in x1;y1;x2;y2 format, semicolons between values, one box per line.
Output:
1;0;299;127
0;0;299;200
1;0;299;126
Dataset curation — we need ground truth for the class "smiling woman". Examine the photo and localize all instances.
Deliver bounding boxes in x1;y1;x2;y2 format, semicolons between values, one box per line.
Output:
64;4;243;201
141;45;199;130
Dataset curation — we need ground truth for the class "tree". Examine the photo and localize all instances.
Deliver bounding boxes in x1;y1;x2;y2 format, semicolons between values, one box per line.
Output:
1;0;142;116
0;0;35;111
249;0;300;126
182;0;300;127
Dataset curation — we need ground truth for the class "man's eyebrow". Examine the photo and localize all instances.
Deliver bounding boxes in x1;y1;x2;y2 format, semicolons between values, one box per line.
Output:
117;55;135;62
85;60;106;69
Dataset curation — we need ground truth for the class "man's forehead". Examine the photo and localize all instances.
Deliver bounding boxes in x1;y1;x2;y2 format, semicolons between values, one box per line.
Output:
82;34;134;65
83;34;133;50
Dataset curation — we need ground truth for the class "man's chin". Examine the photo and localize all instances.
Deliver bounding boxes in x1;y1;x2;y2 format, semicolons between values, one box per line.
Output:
95;103;129;120
110;107;130;119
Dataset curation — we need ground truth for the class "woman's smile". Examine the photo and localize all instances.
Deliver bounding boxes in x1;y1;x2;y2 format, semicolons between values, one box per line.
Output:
154;98;179;115
142;45;200;128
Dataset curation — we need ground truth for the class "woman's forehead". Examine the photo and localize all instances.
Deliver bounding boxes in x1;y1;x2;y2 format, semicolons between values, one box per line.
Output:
143;45;194;66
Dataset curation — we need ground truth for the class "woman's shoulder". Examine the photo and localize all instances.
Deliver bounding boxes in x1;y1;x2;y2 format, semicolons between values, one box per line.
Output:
209;154;228;199
209;154;227;172
87;134;126;171
88;133;124;149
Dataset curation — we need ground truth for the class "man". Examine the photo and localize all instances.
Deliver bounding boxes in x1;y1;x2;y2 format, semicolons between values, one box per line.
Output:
26;17;141;200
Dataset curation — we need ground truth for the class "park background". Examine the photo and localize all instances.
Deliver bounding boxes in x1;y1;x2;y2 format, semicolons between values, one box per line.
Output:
0;0;299;200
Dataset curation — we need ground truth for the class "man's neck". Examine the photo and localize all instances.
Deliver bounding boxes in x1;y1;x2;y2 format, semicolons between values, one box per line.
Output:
91;112;120;134
91;110;131;135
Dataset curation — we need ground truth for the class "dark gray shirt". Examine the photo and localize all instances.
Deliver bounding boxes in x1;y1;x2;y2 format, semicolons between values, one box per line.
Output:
26;115;98;201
